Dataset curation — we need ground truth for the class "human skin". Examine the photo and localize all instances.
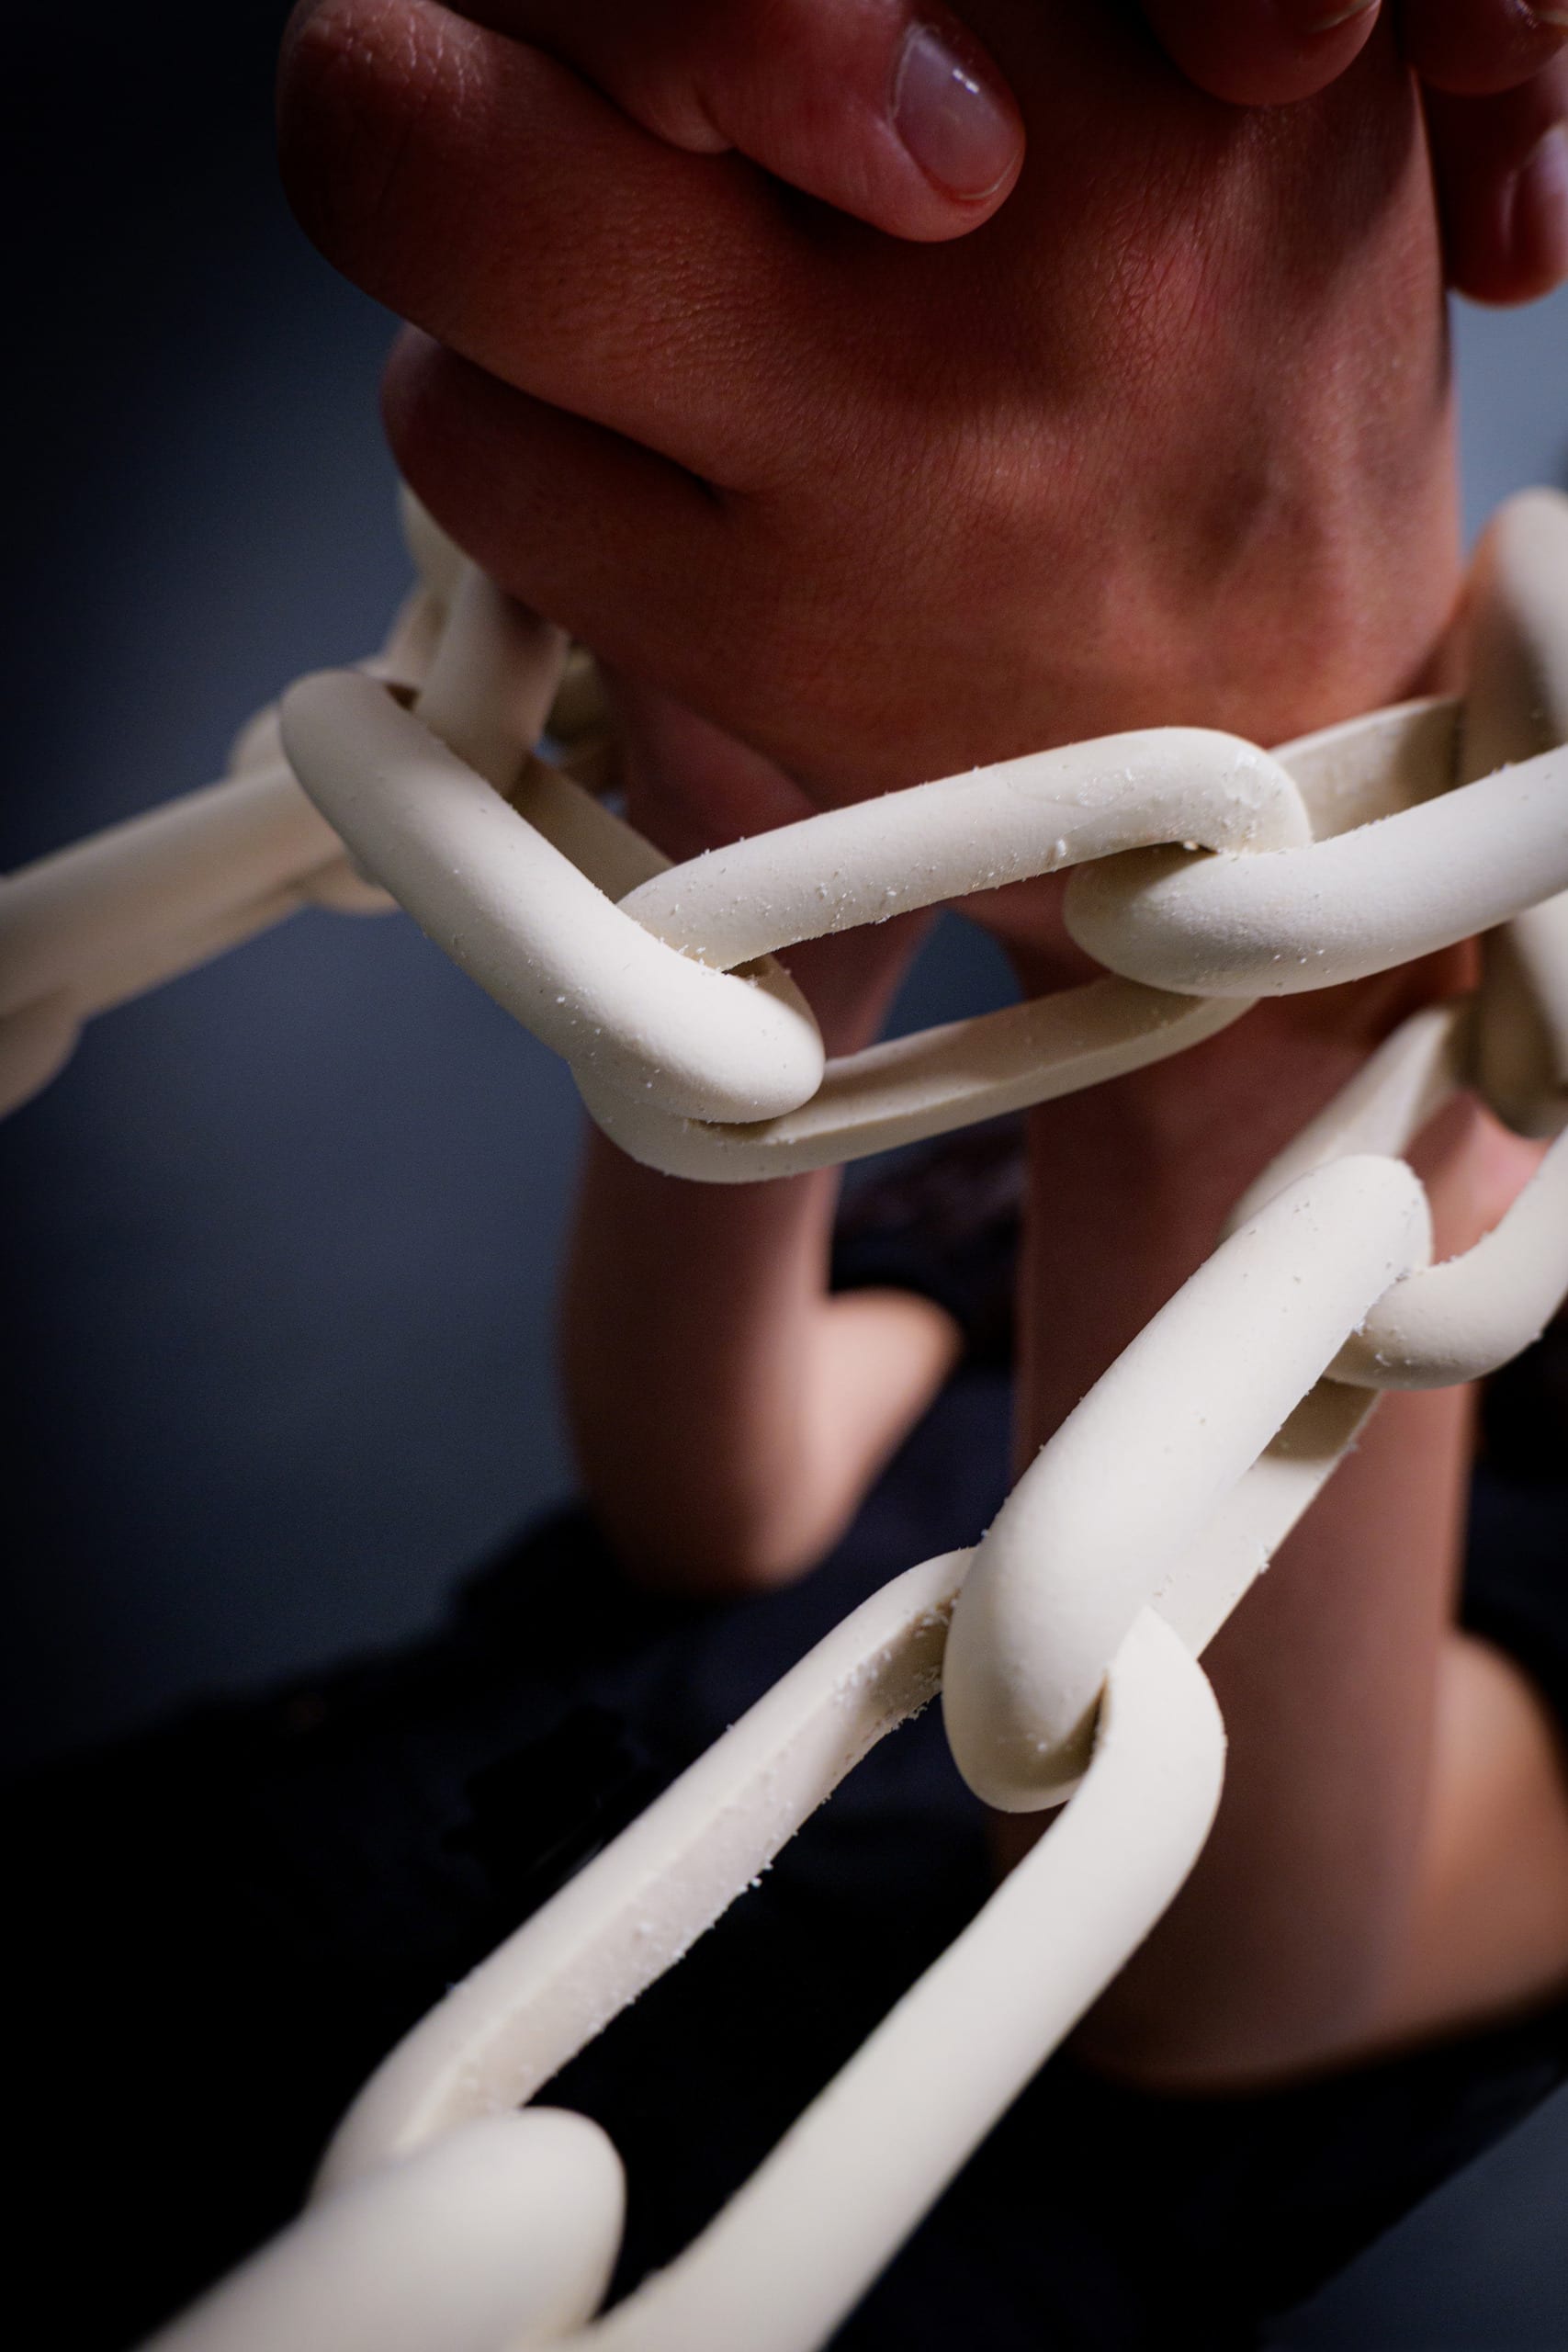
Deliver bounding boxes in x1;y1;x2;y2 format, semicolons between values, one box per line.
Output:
277;0;1568;2078
280;0;1568;296
283;0;1461;779
1000;974;1568;2084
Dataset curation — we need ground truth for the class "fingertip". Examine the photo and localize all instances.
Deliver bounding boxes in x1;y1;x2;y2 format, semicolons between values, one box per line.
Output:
1403;0;1568;100
649;2;1024;243
1496;122;1568;299
1428;66;1568;304
1143;1;1382;108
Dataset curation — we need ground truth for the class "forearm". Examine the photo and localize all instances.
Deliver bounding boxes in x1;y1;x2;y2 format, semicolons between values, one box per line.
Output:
563;1153;961;1593
561;919;957;1593
564;1139;830;1589
1077;1376;1470;2084
1004;989;1556;2082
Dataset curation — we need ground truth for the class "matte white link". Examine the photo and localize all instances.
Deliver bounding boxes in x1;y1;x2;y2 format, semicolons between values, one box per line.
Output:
581;727;1304;1176
1274;695;1458;840
1062;741;1568;998
147;2113;624;2352
0;585;439;1112
0;763;341;1023
1466;491;1568;1136
1332;1128;1568;1388
576;704;1474;1180
942;1157;1430;1809
1065;492;1568;1006
1461;490;1568;783
579;981;1247;1182
281;673;825;1125
1235;495;1568;1386
1215;990;1568;1392
620;728;1310;966
581;1615;1221;2352
29;481;1567;2352
321;1548;969;2189
309;1559;1221;2352
1221;1001;1470;1238
413;565;567;794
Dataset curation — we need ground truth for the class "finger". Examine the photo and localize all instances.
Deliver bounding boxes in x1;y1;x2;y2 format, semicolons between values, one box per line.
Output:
1400;0;1567;98
1426;54;1568;299
1139;1;1385;107
457;0;1023;242
383;333;742;723
279;0;814;482
385;333;894;788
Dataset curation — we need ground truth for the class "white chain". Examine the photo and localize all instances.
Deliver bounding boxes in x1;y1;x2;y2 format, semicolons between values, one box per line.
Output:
14;487;1565;2351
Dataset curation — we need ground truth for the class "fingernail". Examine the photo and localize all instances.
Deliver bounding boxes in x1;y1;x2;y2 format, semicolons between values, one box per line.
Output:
893;25;1021;201
1514;126;1568;284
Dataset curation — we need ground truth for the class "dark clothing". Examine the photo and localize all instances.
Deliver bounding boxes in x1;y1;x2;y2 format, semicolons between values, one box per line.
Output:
9;1142;1568;2349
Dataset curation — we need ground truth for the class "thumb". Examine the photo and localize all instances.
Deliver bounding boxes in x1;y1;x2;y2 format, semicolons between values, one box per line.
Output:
458;0;1023;239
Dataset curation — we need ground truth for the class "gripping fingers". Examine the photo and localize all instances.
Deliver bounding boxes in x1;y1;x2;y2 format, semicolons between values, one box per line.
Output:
1138;2;1568;298
1405;2;1568;302
1426;51;1568;299
1141;1;1565;104
382;334;739;721
279;0;816;482
1400;0;1568;97
460;0;1023;239
382;331;928;791
1138;1;1387;107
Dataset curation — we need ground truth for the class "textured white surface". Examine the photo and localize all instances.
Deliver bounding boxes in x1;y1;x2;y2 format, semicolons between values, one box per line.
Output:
1064;743;1568;996
619;727;1309;960
21;482;1562;2352
146;2112;624;2352
320;1547;969;2190
282;667;826;1125
942;1157;1429;1808
580;1614;1223;2352
295;1569;1223;2352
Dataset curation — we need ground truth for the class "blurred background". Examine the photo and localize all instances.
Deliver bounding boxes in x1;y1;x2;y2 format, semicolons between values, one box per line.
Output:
3;4;1566;2343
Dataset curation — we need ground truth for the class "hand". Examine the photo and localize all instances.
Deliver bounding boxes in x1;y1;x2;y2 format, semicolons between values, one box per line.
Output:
280;0;1460;819
1148;0;1568;304
281;2;1565;312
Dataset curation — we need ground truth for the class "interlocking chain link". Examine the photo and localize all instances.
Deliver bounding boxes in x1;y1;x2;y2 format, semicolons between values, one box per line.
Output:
17;487;1565;2352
